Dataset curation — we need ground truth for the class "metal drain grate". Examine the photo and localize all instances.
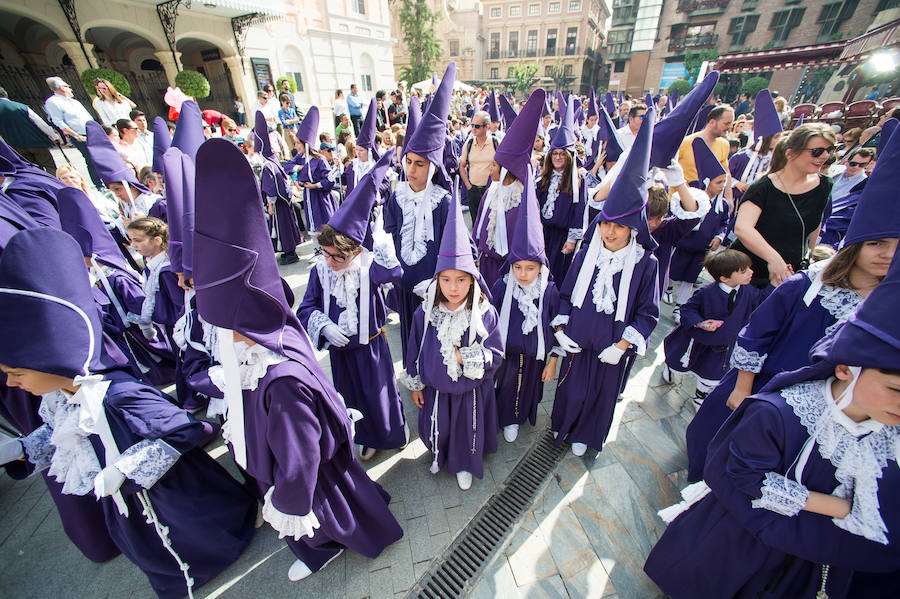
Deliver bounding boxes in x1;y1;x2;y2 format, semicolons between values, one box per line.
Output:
406;427;567;598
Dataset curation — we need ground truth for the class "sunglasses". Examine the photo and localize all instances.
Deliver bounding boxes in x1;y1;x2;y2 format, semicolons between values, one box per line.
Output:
472;124;485;129
315;248;348;264
802;146;836;158
847;160;870;167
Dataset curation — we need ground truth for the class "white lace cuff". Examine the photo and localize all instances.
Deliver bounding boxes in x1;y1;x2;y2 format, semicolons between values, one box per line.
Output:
21;424;53;471
566;228;584;243
730;345;766;373
262;486;321;541
266;196;276;205
550;346;565;357
373;241;400;269
206;397;227;419
833;503;889;545
751;472;809;517
550;315;569;328
398;371;425;391
669;187;711;221
623;326;647;356
460;343;488;380
208;364;226;395
114;439;180;489
306;310;332;349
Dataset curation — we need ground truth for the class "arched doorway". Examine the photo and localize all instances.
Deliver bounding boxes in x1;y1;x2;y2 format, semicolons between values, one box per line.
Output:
177;37;236;115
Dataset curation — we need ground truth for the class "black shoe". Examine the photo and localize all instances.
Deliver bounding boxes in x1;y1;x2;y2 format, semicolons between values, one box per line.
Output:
279;251;299;265
692;389;708;407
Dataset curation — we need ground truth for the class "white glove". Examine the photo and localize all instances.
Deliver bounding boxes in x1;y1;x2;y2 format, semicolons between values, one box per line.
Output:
554;330;582;354
0;435;23;465
412;279;432;299
140;324;158;341
323;323;350;347
94;464;126;499
662;158;686;188
598;344;626;365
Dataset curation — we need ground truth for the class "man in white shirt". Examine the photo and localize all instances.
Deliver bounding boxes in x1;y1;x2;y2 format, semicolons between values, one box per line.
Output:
615;103;647;150
43;76;102;186
831;148;873;201
130;109;153;165
332;89;348;130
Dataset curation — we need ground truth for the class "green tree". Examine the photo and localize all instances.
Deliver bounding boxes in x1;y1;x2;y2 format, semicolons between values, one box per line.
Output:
740;76;769;98
80;68;131;97
668;79;692;96
174;70;210;98
394;0;443;84
684;48;719;84
548;63;575;93
513;63;539;95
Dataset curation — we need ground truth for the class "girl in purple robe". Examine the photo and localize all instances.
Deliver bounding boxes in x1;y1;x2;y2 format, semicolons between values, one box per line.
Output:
193;138;403;582
550;106;661;456
298;152;408;461
662;250;766;405
491;166;560;443
296;141;338;236
0;228;257;599
645;252;900;599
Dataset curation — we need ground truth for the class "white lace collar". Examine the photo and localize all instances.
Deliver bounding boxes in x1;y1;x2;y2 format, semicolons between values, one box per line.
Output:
510;275;541;335
40;390;101;496
541;171;564;220
817;284;863;336
140;251;170;324
353;157;375;183
316;256;362;336
590;239;644;315
430;303;471;381
394;181;446;266
484;180;524;254
234;341;288;391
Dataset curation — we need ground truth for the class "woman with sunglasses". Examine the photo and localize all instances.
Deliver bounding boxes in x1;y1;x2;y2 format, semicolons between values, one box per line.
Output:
733;123;836;288
92;78;135;128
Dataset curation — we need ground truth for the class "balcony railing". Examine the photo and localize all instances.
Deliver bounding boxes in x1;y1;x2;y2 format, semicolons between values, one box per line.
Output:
485;47;590;60
669;32;719;51
676;0;729;13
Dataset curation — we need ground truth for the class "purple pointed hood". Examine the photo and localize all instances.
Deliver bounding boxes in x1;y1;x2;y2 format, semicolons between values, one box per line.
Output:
171;100;204;162
556;92;567;118
604;92;616;116
151;116;171;174
587;88;598;118
644;93;653;109
484;90;501;123
878;118;898;158
0;191;39;246
541;99;551;117
574;104;584;127
328;151;394;249
753;89;782;140
0;228;104;378
435;191;479;280
356;99;379;152
600;107;625;163
691;104;715;134
692;137;726;185
253;110;273;158
499;93;518;129
651;71;719;168
670;87;680;107
494;89;545;183
161;147;188;274
0;138;35;175
507;166;546;267
0;138;67;197
57;186;129;272
400;96;422;158
404;62;455;173
843;121;900;246
296;106;320;148
85;120;151;194
601;106;655;249
618;91;624;104
550;93;577;151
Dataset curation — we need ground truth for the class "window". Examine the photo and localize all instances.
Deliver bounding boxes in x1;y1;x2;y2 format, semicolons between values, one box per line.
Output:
546;28;557;55
490;32;501;58
741;0;758;10
490;7;501;17
769;7;805;42
876;0;900;12
353;0;365;15
529;3;540;15
526;30;538;56
565;27;577;54
614;60;626;73
607;28;633;56
490;67;499;79
287;71;304;92
818;0;858;39
563;64;573;76
549;2;561;14
507;66;515;78
569;0;581;10
508;31;519;57
360;74;372;92
728;14;759;47
509;5;521;16
611;0;638;26
545;65;553;77
448;40;460;56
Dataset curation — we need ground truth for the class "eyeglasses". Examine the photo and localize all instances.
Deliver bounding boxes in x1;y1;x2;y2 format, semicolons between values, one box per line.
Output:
847;160;870;167
802;146;836;158
550;151;567;157
472;124;485;129
314;248;348;263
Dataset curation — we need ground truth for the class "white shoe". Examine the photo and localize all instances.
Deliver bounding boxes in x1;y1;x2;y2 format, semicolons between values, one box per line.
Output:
661;364;674;385
288;559;313;581
359;446;376;461
503;424;519;443
663;289;673;304
254;501;265;528
571;442;587;456
672;306;681;325
553;430;559;440
456;470;473;490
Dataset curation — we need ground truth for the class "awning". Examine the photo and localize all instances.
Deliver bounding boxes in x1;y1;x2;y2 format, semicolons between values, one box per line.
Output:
712;41;847;74
135;0;285;19
841;19;900;60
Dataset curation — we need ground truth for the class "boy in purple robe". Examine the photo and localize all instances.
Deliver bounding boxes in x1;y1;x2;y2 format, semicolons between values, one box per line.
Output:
192;138;403;581
473;90;547;288
491;166;560;443
0;228;257;599
298;152;408;460
550;107;660;456
400;191;504;491
254;110;302;265
645;251;900;599
662;249;765;405
342;98;390;201
293;107;339;236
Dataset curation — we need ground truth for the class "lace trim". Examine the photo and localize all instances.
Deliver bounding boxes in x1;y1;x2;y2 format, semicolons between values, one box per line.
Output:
139;252;170;327
234;342;289;391
373;239;400;269
20;423;54;474
512;277;541;336
395;183;445;266
40;391;101;495
459;344;487;380
306;310;332;349
114;439;180;489
669;187;711;221
398;372;425;391
782;381;899;545
550;314;569;328
261;486;321;541
730;345;767;373
818;285;863;337
566;228;583;243
431;305;472;382
623;325;647;356
317;258;361;338
486;181;524;251
591;244;645;315
751;472;809;516
541;172;563;220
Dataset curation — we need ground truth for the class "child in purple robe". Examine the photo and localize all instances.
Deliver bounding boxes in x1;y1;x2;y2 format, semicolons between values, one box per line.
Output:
400;192;504;491
0;228;256;599
662;250;765;405
645;251;900;599
550;106;661;456
491;166;560;443
298;152;408;461
193;137;403;582
296;142;338;235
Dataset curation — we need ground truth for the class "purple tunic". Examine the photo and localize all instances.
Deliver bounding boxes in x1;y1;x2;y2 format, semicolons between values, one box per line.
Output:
473;184;523;289
298;156;338;232
404;303;504;478
551;248;659;450
343;161;392;200
685;270;860;482
645;387;900;598
668;196;730;284
178;301;223;413
663;282;765;381
537;174;588;285
652;214;702;299
1;175;61;228
297;257;408;449
261;159;302;253
490;276;560;427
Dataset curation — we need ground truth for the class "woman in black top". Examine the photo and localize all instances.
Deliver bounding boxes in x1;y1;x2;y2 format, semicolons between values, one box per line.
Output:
732;123;836;288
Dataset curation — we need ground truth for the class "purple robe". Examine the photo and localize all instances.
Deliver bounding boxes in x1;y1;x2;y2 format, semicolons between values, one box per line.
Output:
404;303;504;478
261;159;302;253
490;276;560;427
297;257;408;449
1;175;61;228
177;298;222;413
645;387;900;598
668;195;730;284
298;156;338;232
537;175;587;285
652;214;702;299
343;161;392;200
686;270;859;482
551;249;659;450
663;282;765;381
233;359;404;570
473;184;524;289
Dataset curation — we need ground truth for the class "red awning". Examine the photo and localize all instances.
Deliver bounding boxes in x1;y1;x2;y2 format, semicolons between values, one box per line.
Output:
712;41;847;74
841;19;900;60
